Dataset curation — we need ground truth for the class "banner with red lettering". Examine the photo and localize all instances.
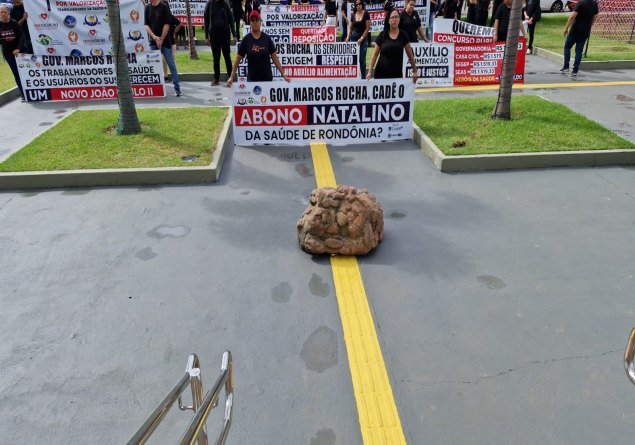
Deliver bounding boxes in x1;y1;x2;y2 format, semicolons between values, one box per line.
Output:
231;79;415;145
17;52;166;102
433;18;526;86
168;0;206;26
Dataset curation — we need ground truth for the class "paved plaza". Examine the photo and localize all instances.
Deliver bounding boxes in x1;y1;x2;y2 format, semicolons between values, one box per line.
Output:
1;54;635;444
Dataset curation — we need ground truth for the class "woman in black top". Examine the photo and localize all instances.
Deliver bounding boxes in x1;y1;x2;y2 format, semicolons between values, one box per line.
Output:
399;0;427;43
324;0;338;27
367;8;418;82
443;0;460;19
345;0;370;78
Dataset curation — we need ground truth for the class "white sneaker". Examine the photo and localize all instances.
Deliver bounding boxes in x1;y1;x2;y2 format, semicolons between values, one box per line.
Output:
526;48;532;55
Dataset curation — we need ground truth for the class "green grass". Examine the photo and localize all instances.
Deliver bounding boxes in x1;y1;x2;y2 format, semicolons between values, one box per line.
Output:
537;16;635;61
414;95;635;156
175;50;238;73
0;61;16;94
0;107;228;172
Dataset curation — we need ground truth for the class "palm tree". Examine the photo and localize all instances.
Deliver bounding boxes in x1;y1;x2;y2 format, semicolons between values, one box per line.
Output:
106;0;141;134
185;0;199;59
491;0;524;120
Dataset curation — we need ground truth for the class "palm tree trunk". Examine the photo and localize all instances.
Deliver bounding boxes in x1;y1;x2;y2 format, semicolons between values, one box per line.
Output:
492;0;524;120
106;0;141;134
185;0;199;60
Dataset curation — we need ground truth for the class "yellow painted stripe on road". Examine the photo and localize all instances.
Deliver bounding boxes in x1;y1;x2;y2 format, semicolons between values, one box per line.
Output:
416;80;635;93
310;142;407;445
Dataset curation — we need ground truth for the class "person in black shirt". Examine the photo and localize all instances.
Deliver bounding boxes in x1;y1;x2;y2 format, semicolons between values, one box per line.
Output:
489;0;502;26
493;0;527;42
443;0;459;19
524;0;541;54
324;0;338;27
475;0;490;26
227;11;289;85
231;0;243;41
0;5;25;101
561;0;598;77
9;0;31;53
145;0;182;96
367;8;418;82
345;0;370;78
399;0;427;43
204;0;237;86
340;0;348;41
243;0;260;22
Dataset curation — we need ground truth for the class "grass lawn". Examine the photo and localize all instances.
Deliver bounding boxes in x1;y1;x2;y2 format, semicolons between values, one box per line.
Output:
0;107;228;172
414;95;635;156
536;16;635;61
175;50;237;73
0;61;17;94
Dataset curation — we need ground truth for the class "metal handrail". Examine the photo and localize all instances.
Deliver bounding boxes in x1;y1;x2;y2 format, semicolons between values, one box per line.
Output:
128;352;232;445
179;351;234;445
625;328;635;385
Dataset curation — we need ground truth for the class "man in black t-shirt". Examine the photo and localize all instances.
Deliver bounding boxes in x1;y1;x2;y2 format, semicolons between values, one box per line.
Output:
0;5;25;101
493;0;527;43
561;0;598;77
145;0;182;96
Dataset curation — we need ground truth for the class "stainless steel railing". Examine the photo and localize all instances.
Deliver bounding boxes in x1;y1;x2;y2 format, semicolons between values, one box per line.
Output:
128;351;233;445
626;328;635;386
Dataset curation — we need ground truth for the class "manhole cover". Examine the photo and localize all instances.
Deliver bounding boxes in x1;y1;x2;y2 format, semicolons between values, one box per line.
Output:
181;155;198;162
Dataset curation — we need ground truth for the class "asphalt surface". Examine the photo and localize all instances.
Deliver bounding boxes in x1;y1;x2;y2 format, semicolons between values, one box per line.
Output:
1;54;635;444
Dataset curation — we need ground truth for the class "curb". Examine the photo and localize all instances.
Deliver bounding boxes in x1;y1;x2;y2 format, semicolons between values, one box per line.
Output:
0;109;233;190
533;47;635;70
413;123;635;172
0;87;21;107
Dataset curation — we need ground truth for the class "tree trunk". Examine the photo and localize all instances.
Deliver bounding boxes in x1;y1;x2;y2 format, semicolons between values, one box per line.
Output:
491;0;524;120
185;0;199;60
106;0;141;134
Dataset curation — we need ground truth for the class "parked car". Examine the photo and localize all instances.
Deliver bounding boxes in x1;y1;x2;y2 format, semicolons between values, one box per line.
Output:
540;0;564;12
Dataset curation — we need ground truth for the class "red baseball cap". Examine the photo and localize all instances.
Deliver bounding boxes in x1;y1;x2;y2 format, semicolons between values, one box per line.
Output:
249;11;261;21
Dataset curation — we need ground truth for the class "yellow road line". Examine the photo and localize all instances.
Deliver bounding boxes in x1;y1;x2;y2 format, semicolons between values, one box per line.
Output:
310;142;406;445
416;80;635;93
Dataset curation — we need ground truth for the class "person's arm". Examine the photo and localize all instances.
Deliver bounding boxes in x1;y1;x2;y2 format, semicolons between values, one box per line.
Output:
204;1;211;42
18;11;28;26
345;14;352;41
493;19;498;41
563;11;577;36
226;1;237;41
361;15;370;42
405;42;418;83
366;44;380;79
227;53;244;87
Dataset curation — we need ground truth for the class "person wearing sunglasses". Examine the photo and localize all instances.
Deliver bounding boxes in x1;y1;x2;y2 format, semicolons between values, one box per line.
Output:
227;11;290;86
345;0;371;78
367;8;419;83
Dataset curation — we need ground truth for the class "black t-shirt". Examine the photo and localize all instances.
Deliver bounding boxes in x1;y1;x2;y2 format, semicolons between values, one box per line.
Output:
238;32;277;81
0;19;24;56
205;0;235;39
145;2;172;44
443;0;459;18
9;5;30;40
399;10;421;42
494;2;511;41
325;1;338;16
350;10;370;35
374;29;409;78
570;0;598;39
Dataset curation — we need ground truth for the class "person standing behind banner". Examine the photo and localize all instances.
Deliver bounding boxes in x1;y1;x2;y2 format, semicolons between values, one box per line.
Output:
490;0;502;26
427;0;437;40
324;0;339;27
145;0;182;96
205;0;237;86
9;0;31;53
524;0;540;54
227;11;289;86
0;5;25;101
231;0;243;41
493;0;527;43
399;0;427;42
340;0;349;41
367;8;419;82
443;0;460;19
244;0;260;23
345;0;370;78
474;0;489;26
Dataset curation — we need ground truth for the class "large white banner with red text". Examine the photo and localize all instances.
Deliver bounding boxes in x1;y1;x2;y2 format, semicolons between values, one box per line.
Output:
231;79;415;145
168;0;206;26
25;0;148;56
17;52;166;102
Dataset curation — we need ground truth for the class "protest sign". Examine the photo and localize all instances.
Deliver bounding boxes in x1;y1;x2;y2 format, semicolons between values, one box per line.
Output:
25;0;148;56
168;0;206;26
404;42;453;87
365;0;428;33
245;26;336;44
237;42;359;81
260;5;325;28
231;79;414;145
17;51;166;102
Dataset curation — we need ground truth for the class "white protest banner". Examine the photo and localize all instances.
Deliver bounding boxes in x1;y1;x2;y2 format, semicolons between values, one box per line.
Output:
261;4;324;14
403;42;453;87
432;18;495;44
25;0;148;56
244;26;336;43
261;5;325;27
231;79;414;146
237;42;359;81
17;51;166;102
168;0;206;26
365;0;428;33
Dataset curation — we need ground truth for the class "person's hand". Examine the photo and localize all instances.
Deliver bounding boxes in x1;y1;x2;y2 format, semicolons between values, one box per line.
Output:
206;38;210;45
412;70;419;83
282;73;290;83
226;77;234;88
357;38;363;45
13;49;19;56
232;37;236;45
365;71;372;80
345;37;349;43
563;28;568;37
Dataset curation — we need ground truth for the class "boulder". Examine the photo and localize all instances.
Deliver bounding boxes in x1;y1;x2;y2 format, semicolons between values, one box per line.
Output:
297;185;384;255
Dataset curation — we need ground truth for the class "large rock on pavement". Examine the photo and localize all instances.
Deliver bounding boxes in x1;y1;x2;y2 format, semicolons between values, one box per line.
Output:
297;185;384;255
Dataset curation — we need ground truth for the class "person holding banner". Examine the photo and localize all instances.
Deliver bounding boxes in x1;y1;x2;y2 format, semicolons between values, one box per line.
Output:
145;0;182;96
367;8;419;82
0;5;25;101
227;11;290;86
324;0;339;27
345;0;371;78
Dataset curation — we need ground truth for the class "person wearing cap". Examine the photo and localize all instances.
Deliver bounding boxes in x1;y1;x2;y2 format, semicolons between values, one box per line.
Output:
227;11;290;86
